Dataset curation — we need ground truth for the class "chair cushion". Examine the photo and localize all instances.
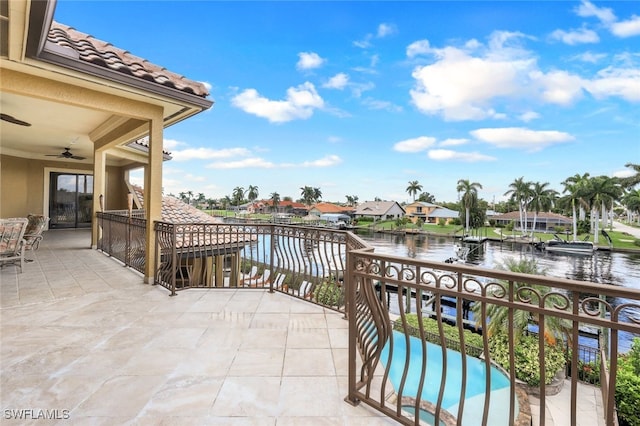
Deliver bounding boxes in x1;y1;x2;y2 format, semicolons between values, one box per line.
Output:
25;214;48;235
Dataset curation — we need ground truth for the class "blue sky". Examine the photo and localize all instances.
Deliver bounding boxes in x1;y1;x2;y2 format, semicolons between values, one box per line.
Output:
55;1;640;205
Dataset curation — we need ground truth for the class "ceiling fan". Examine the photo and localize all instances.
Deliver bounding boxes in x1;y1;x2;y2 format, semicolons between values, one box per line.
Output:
0;113;31;127
46;147;86;160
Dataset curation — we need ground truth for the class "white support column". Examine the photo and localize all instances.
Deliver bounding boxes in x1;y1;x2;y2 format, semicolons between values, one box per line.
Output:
144;111;164;283
92;149;107;249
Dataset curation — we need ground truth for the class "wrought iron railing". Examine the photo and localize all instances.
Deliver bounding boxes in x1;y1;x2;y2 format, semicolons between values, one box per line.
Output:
344;249;640;426
96;210;146;273
94;213;640;425
153;222;350;306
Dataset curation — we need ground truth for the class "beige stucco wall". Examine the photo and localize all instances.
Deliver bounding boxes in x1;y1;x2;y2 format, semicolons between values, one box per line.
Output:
0;154;129;218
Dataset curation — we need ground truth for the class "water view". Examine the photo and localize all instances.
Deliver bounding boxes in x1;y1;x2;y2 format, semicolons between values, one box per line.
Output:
356;229;640;350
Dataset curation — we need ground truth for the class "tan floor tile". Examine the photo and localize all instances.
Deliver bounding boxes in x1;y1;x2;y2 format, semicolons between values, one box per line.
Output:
76;375;166;417
140;375;222;417
228;348;285;377
283;348;336;376
210;377;281;417
277;376;342;417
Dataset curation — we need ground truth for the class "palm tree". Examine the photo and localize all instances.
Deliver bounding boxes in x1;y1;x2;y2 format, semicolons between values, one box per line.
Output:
313;187;322;204
232;186;244;212
186;190;194;205
529;182;558;238
246;185;259;203
473;257;571;345
584;176;621;243
623;189;640;225
196;192;206;208
406;180;423;201
504;177;532;236
270;192;281;214
300;186;315;207
456;179;483;234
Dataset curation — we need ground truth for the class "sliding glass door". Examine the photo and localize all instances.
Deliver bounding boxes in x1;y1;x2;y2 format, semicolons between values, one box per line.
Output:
49;172;93;228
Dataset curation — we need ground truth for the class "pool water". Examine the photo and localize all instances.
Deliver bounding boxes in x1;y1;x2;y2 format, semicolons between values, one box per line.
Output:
381;330;518;426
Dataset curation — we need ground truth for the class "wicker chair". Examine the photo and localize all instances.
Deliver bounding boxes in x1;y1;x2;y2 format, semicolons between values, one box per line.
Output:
23;214;49;251
0;218;28;272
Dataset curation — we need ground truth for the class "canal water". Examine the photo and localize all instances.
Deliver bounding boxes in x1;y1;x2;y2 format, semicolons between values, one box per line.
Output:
355;229;640;352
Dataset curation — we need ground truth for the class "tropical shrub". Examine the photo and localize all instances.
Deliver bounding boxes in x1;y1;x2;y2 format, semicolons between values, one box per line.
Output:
314;281;344;308
505;221;514;231
397;314;484;355
437;218;446;227
633;239;640;247
616;338;640;426
489;332;566;386
577;219;590;234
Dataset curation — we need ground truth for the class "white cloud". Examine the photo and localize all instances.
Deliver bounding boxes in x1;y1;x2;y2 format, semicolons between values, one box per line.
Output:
471;127;575;151
518;111;541;122
296;52;325;70
572;52;607;63
353;38;371;49
323;73;349;90
231;82;324;123
406;40;431;58
585;67;640;101
207;157;275;169
377;23;396;38
162;138;186;150
550;27;599;45
439;138;469;147
611;15;640;38
393;136;437;153
409;31;538;121
170;147;251;161
302;155;342;167
350;81;375;98
575;1;616;24
361;98;403;112
427;149;496;162
206;154;341;169
614;169;636;178
529;70;585;105
327;136;342;143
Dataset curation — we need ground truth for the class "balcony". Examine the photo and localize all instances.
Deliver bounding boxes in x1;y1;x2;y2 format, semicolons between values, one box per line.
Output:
2;221;638;425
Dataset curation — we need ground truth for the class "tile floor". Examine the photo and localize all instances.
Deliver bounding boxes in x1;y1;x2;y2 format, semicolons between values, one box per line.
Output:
0;229;605;425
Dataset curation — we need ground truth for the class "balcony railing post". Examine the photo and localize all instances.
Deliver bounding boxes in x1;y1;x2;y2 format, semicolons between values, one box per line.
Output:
170;223;177;296
344;247;359;406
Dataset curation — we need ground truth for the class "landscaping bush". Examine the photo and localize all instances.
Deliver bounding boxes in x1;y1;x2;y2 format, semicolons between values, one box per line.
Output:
396;314;484;356
633;239;640;247
616;338;640;426
577;219;591;235
451;217;462;226
437;218;446;227
313;281;344;308
489;332;566;387
505;221;514;231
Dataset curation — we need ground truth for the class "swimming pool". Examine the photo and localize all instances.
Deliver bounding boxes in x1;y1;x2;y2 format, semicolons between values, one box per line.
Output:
381;330;518;426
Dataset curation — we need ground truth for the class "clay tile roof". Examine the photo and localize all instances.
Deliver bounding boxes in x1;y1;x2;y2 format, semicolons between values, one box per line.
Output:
47;22;209;98
130;185;218;223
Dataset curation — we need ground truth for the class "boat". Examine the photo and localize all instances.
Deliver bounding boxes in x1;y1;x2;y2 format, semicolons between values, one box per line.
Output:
543;235;596;254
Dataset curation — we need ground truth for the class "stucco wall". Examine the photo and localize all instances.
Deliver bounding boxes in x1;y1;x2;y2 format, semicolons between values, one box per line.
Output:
0;154;129;218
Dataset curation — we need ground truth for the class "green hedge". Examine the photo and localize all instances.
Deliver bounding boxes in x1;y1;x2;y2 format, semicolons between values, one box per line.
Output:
617;338;640;426
489;333;566;386
395;314;484;356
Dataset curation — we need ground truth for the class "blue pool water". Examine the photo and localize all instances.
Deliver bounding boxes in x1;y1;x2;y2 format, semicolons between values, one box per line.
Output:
381;330;518;426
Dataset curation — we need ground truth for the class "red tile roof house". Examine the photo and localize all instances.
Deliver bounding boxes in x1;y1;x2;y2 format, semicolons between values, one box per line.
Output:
308;202;354;217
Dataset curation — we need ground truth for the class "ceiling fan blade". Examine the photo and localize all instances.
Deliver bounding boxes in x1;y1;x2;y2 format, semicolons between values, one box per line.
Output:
70;155;86;160
1;113;32;127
